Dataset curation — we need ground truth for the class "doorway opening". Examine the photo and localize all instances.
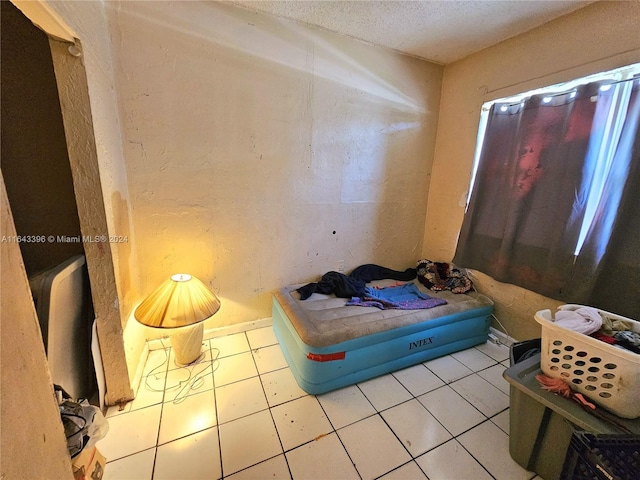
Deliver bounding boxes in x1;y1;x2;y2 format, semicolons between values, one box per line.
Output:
1;1;97;403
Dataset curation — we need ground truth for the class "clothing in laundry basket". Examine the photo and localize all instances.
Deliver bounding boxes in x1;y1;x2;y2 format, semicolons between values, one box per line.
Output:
553;307;602;335
613;331;640;354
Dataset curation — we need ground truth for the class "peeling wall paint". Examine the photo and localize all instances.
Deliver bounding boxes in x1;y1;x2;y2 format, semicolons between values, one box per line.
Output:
44;0;145;393
423;1;640;340
109;1;443;328
49;37;134;404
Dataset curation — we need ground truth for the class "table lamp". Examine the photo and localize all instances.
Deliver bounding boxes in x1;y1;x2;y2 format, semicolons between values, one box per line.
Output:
134;274;221;365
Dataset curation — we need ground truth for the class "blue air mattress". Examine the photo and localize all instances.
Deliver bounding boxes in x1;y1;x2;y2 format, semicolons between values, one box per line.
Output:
272;279;494;394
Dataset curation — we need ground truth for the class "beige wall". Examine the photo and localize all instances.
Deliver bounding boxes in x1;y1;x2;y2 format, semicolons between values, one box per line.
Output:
424;0;640;340
109;1;443;330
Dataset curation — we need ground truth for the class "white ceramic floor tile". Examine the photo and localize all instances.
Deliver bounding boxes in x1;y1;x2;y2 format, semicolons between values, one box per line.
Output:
226;454;291;480
392;364;445;396
158;389;217;445
252;344;288;374
214;352;258;387
246;326;278;349
260;368;307;407
187;362;216;393
105;402;131;418
475;341;510;362
502;360;511;369
99;326;526;480
97;404;162;461
103;448;155;480
451;348;496;371
381;399;452;457
417;385;485;436
478;363;510;395
271;395;333;451
424;355;473;383
317;384;376;429
219;410;282;476
162;366;195;396
416;439;493;480
458;421;534;480
129;374;166;411
216;376;268;424
210;333;250;358
492;409;510;435
450;374;510;417
378;461;428;480
162;362;214;403
338;415;411;480
357;374;412;411
154;427;221;480
286;432;359;480
143;348;171;377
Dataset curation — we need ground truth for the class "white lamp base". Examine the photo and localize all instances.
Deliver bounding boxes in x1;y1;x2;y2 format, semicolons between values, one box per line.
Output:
170;323;204;366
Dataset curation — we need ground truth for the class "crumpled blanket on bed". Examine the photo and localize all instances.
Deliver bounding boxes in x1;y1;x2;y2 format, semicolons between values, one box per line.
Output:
346;283;448;310
416;259;473;294
297;264;417;300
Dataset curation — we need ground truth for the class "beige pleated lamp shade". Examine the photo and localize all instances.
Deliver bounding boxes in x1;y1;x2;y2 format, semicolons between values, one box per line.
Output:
134;274;221;329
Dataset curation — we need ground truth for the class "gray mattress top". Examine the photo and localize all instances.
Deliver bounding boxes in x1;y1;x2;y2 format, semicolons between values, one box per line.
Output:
274;279;494;348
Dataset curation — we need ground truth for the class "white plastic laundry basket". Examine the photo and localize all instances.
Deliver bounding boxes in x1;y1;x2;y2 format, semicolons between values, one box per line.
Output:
536;305;640;419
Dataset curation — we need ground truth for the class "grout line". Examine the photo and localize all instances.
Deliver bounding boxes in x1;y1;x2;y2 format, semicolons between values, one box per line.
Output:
248;331;294;480
313;390;363;478
212;343;224;480
453;419;500;480
134;339;516;479
377;459;421;480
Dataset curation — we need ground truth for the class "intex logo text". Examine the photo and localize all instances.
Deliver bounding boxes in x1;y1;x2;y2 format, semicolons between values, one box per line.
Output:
409;337;434;350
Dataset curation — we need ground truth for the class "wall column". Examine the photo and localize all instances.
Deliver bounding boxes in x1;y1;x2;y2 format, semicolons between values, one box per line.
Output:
49;38;133;405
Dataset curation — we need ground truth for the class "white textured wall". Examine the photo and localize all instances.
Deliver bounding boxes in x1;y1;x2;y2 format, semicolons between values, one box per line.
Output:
424;1;640;340
109;1;443;328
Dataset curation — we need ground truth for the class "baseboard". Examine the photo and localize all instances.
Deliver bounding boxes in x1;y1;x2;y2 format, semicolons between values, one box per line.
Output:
146;317;273;351
203;317;272;341
130;341;150;395
490;326;517;347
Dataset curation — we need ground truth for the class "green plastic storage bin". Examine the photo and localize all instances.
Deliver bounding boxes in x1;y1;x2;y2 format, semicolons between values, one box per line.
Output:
503;354;640;480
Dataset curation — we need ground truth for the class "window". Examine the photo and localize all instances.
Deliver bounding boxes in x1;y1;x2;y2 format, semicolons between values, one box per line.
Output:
454;64;640;319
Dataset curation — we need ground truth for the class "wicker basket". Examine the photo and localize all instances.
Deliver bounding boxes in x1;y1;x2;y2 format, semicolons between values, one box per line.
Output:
535;305;640;419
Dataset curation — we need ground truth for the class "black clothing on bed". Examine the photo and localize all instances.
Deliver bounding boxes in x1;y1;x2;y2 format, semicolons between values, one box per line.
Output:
297;271;366;300
297;264;416;300
349;264;417;283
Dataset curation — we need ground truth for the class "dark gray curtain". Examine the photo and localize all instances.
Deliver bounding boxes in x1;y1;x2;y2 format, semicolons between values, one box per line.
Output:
569;80;640;318
454;77;640;318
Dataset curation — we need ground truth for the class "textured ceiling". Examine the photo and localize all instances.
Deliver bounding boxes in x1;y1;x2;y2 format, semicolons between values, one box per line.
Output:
229;0;595;64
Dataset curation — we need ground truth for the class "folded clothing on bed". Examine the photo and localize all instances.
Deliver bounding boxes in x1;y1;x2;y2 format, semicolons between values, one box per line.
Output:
346;283;447;310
